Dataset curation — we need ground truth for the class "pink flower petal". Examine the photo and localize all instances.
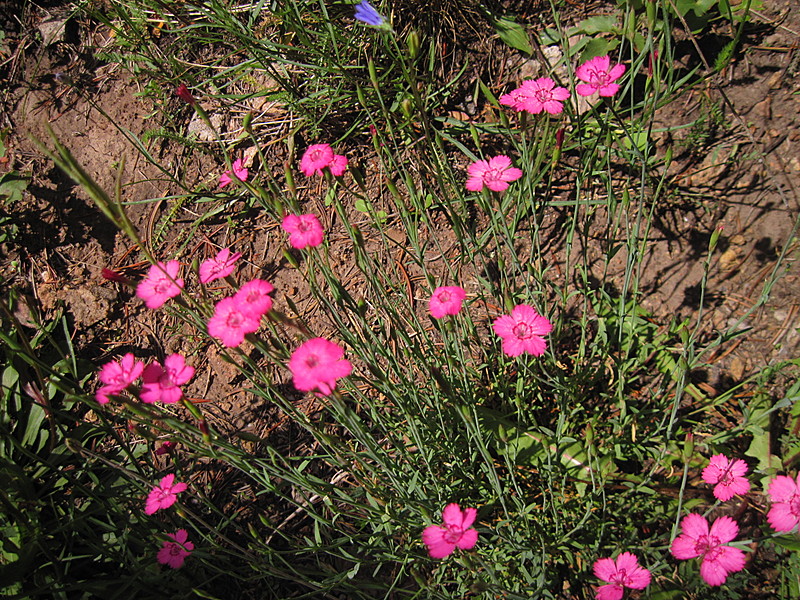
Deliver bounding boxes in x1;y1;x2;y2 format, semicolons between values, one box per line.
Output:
709;515;739;544
421;525;455;558
595;583;624;600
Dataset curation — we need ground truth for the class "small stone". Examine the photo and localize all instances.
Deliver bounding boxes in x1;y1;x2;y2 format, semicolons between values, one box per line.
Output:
729;356;745;380
753;97;772;119
719;246;739;270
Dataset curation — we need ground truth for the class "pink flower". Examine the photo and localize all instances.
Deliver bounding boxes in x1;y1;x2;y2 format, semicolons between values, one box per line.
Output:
199;248;242;284
422;503;479;559
593;552;651;600
670;514;746;586
288;338;353;396
136;260;184;309
282;213;324;249
328;153;348;176
575;55;626;97
233;279;274;318
492;304;553;357
157;529;194;569
429;286;466;319
465;155;523;192
219;158;249;188
499;77;571;115
300;143;348;177
145;474;188;515
702;454;750;502
207;297;261;348
95;353;144;404
767;473;800;532
140;354;195;404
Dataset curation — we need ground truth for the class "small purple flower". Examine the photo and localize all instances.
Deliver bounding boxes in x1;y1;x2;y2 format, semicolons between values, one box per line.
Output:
354;1;385;27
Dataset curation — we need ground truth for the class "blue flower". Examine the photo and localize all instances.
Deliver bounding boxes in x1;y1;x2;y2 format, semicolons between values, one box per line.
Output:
354;1;385;27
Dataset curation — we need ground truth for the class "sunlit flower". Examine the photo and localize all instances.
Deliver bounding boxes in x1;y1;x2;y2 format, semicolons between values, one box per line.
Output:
300;143;348;177
282;213;324;249
492;304;552;357
500;77;570;115
140;354;195;404
136;260;184;309
199;247;242;284
465;155;523;192
157;529;194;569
702;454;750;502
767;473;800;532
429;286;466;319
219;158;249;188
593;552;651;600
354;0;385;27
289;338;353;396
96;353;144;404
145;474;188;515
670;513;746;586
233;279;274;318
207;297;261;348
575;55;626;97
422;503;479;559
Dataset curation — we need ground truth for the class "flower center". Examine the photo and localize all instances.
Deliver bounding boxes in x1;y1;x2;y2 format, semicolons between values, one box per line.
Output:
485;167;505;184
694;534;719;558
512;322;531;339
298;220;312;233
535;88;554;102
153;279;171;295
304;354;320;369
437;291;451;303
790;494;800;516
443;525;463;544
169;544;182;557
310;149;325;162
588;67;609;86
612;568;628;585
227;311;244;329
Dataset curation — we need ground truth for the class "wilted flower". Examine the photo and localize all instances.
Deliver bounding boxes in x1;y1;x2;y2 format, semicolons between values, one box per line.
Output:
175;84;195;105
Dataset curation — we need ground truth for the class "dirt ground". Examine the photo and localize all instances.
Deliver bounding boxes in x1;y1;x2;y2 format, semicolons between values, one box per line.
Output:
1;0;799;442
